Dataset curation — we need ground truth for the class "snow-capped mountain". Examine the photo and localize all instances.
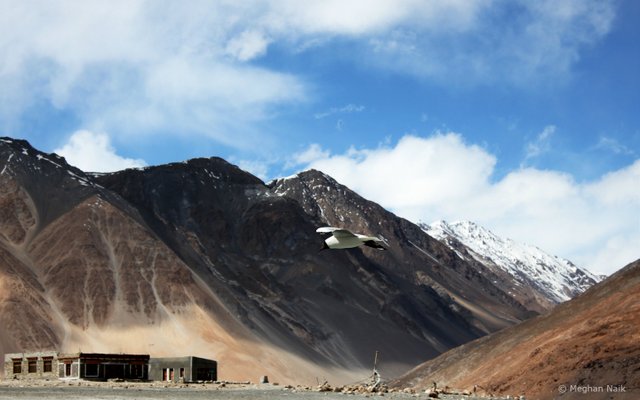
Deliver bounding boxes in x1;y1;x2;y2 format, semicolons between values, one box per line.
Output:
422;220;601;305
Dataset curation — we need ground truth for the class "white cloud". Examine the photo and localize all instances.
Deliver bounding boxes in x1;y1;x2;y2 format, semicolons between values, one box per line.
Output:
266;0;485;36
225;30;271;61
54;130;146;172
303;134;495;211
0;1;305;147
291;144;331;166
293;133;639;275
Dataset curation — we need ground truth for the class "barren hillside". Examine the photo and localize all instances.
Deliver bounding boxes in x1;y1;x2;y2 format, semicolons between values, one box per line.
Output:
393;259;640;399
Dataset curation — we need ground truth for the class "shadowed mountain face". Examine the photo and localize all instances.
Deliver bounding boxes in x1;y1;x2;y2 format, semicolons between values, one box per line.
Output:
392;259;640;400
1;137;549;383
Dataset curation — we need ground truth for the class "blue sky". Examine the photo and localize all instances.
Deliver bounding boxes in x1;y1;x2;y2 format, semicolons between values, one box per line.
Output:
1;0;638;275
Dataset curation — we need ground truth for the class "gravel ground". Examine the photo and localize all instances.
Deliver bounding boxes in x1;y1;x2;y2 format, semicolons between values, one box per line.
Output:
0;381;514;400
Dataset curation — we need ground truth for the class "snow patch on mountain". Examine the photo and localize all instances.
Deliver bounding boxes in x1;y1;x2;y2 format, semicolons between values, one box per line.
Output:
422;220;601;303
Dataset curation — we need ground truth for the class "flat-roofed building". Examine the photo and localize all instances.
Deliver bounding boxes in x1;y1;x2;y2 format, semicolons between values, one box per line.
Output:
149;356;217;382
4;351;58;380
57;352;149;380
4;352;149;381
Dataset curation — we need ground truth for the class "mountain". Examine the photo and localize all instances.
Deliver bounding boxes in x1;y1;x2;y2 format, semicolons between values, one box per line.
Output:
392;258;640;399
422;220;601;313
0;136;574;384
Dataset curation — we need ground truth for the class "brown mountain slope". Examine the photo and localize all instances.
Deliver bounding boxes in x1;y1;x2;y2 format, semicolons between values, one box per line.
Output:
1;137;547;384
94;163;538;378
393;259;640;399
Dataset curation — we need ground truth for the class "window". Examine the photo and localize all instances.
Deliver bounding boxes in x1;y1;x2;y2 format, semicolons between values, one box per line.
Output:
28;358;37;373
85;363;98;377
163;368;175;381
65;363;72;377
196;368;214;381
12;359;22;374
131;364;144;378
43;358;53;373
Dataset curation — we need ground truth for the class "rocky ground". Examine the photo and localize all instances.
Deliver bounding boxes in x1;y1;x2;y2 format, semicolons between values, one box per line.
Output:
0;380;519;400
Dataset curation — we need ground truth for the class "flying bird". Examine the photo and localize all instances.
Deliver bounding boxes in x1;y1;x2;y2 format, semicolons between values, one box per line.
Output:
316;227;386;251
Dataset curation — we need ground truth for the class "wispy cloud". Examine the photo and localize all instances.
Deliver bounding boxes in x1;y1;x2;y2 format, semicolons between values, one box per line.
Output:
362;0;616;85
292;133;640;275
523;125;556;163
595;136;636;155
314;104;365;119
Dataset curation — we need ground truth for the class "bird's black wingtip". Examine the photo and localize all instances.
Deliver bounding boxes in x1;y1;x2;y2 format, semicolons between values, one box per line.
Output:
363;240;386;250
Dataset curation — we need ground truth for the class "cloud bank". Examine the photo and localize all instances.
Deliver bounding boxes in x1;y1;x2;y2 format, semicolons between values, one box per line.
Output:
293;133;639;275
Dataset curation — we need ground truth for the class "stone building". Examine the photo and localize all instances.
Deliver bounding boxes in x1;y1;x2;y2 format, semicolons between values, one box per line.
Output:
148;356;217;382
4;352;149;381
4;351;59;380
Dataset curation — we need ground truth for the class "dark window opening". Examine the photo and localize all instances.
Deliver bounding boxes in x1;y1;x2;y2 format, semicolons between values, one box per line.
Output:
12;360;22;374
130;364;143;378
28;359;37;373
196;367;214;381
85;363;99;377
43;358;53;373
65;363;72;377
179;367;184;378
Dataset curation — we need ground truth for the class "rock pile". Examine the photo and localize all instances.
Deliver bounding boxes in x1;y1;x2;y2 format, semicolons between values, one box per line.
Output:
284;382;395;395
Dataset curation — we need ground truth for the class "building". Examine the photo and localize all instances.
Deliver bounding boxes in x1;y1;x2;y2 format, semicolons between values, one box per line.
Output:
4;352;149;381
4;351;58;380
57;353;149;380
149;356;217;382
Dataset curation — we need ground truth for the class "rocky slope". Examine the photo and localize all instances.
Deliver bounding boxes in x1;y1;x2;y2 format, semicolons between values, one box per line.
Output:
0;136;588;384
393;258;640;399
423;220;601;312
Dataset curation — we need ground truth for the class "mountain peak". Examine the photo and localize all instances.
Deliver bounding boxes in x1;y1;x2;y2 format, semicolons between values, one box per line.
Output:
422;220;600;304
269;169;338;187
101;155;264;187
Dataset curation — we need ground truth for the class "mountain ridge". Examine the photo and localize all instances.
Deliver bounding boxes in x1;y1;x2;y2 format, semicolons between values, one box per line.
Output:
422;220;600;312
0;136;600;384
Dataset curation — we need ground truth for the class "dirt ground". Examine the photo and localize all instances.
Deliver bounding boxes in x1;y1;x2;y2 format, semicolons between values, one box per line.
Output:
0;380;512;400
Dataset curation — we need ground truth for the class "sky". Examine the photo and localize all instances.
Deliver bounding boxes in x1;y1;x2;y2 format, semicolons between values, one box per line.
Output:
1;0;638;275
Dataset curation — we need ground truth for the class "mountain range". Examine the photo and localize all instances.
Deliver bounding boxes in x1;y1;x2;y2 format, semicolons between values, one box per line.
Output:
0;136;601;384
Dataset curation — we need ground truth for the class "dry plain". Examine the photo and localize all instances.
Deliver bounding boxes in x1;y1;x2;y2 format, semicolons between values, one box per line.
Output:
0;380;508;400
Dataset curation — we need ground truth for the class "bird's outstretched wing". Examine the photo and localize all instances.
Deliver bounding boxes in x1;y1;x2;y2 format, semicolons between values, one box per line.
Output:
316;227;357;238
